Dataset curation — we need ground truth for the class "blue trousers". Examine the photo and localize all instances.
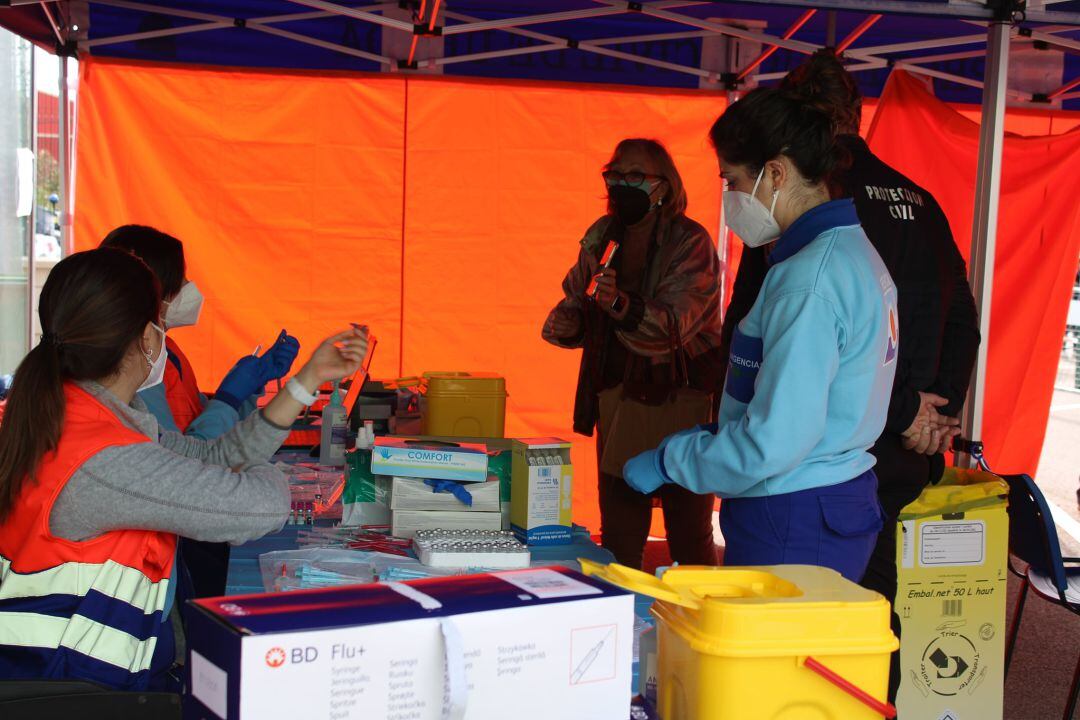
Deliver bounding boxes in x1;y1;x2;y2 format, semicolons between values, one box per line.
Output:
720;470;883;582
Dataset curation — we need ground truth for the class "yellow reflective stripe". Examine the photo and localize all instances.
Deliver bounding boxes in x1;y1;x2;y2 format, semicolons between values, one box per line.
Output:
63;614;158;673
0;611;67;649
0;611;157;673
0;555;169;614
89;561;170;615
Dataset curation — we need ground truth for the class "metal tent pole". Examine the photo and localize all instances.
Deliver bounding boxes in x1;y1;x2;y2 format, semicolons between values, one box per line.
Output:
58;54;70;255
717;89;741;323
962;20;1011;459
27;46;36;346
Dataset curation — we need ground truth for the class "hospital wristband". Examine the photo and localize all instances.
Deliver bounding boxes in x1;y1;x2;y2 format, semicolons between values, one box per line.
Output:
285;377;318;406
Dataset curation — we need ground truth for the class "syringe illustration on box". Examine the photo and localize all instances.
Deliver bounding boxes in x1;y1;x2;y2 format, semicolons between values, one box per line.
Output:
570;626;617;685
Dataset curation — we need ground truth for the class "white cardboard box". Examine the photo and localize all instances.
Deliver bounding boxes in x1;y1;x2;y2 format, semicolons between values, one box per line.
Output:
185;568;634;720
391;509;502;539
390;476;501;513
511;439;573;545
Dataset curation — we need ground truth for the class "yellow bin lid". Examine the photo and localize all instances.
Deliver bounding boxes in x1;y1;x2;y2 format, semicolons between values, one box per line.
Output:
580;560;897;658
423;372;507;397
899;468;1008;520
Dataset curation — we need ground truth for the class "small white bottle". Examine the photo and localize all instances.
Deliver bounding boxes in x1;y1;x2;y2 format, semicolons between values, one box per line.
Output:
319;382;348;467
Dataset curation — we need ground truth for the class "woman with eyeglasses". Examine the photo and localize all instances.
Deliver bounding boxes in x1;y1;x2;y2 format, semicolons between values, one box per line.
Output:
542;138;724;570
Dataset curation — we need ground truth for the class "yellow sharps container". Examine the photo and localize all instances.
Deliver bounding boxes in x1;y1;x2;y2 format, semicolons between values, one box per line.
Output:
419;372;508;438
582;561;899;719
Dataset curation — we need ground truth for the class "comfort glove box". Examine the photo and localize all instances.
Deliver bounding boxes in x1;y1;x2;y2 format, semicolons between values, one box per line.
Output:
370;437;489;483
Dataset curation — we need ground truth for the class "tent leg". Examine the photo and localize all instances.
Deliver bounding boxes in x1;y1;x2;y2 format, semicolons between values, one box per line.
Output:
59;55;71;256
960;20;1010;466
27;47;36;347
717;88;744;322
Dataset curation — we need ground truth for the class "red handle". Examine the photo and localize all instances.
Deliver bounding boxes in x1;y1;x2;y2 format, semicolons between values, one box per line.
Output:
804;656;897;719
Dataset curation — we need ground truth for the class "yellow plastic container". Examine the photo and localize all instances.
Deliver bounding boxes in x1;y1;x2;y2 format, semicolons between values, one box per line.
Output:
894;469;1009;720
581;562;898;720
419;372;507;439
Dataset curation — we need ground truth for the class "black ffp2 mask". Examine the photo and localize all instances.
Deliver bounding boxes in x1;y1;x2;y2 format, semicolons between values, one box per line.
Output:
608;184;654;226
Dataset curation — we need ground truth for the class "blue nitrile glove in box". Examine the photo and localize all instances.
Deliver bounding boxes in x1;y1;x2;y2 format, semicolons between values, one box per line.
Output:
424;478;474;507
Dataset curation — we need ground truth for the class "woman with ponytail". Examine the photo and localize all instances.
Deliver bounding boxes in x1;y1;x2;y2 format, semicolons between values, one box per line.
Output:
0;249;368;690
763;49;976;704
623;86;898;584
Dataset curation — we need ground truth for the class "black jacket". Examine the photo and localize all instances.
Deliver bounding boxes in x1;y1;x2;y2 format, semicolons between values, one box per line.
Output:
719;136;980;499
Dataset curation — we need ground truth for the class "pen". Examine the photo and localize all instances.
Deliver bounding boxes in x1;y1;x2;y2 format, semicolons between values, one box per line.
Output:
252;344;261;356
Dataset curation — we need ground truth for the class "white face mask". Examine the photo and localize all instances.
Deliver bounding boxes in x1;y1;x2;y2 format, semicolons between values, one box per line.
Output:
163;281;204;329
138;323;168;391
723;166;781;248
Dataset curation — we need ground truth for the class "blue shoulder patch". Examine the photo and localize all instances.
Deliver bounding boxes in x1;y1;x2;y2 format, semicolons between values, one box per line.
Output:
724;328;763;404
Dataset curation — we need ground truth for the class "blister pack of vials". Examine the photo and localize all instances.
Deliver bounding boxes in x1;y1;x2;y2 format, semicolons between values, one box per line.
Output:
412;528;531;569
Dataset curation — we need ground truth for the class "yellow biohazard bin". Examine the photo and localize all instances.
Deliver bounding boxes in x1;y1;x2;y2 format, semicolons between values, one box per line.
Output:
419;372;507;438
895;468;1009;720
581;561;899;719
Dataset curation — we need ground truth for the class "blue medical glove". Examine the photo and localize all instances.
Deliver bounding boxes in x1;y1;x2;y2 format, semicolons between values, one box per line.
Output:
215;356;264;410
623;449;669;495
260;330;300;383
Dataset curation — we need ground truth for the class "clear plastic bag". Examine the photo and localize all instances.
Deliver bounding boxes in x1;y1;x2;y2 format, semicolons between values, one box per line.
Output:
259;548;381;592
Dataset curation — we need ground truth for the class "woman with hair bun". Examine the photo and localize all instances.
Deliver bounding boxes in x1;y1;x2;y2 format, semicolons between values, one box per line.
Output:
623;87;898;583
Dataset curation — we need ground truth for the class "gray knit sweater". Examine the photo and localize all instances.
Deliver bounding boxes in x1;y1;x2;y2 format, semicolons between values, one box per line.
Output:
49;381;291;544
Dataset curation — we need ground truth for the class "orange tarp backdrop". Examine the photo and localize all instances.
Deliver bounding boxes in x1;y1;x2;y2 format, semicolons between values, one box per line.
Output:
868;70;1080;475
75;60;408;379
74;58;726;533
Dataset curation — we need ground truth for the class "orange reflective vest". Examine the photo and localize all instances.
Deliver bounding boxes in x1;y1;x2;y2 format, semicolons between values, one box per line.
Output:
164;336;202;433
0;383;177;690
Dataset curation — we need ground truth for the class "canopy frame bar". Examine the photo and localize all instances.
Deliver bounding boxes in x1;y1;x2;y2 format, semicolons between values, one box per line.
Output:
441;7;715;80
711;0;1080;24
836;13;882;54
39;0;64;45
440;6;626;36
737;8;816;81
82;0;398;64
66;0;1080;103
250;23;393;66
962;19;1012;457
283;0;413;33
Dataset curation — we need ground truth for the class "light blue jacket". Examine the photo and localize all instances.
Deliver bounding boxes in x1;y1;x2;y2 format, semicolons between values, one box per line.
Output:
138;348;259;441
659;199;898;498
138;383;241;441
